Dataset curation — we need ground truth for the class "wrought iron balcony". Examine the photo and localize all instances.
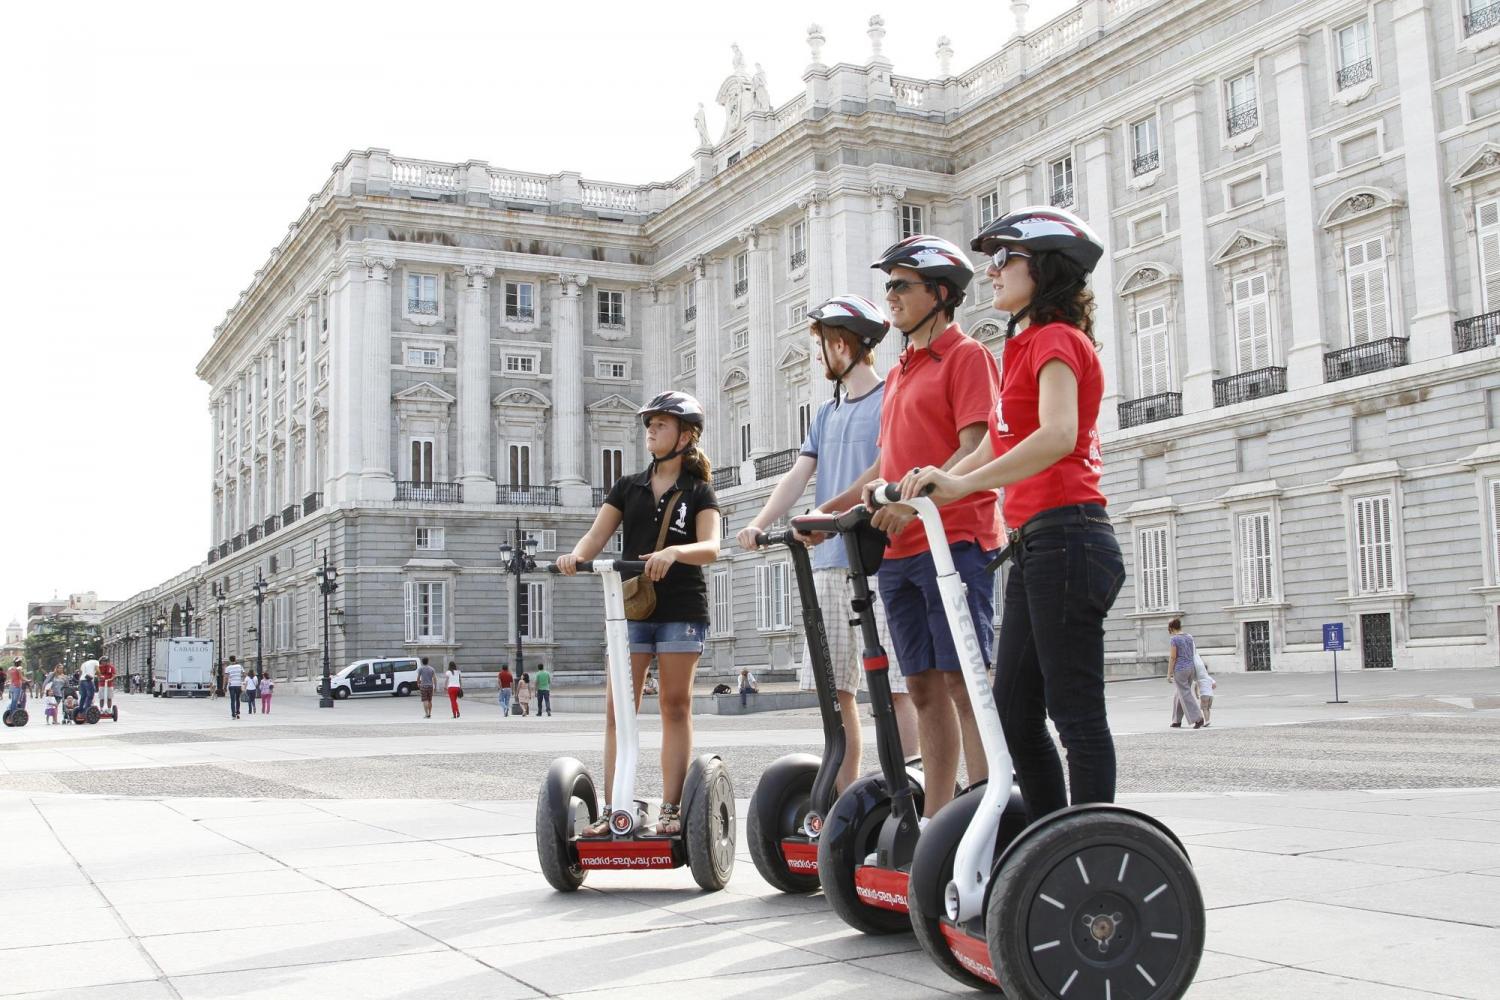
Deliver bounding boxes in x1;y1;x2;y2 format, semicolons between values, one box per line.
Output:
598;317;626;330
232;533;245;551
496;484;559;506
592;486;609;507
1336;57;1373;90
1049;185;1074;207
733;279;749;298
1212;366;1287;407
505;306;535;322
1118;392;1182;429
1323;337;1409;382
789;249;807;270
281;504;299;526
1465;0;1499;35
1131;150;1160;176
407;297;439;315
302;492;323;515
712;466;741;490
754;448;799;481
218;542;230;559
208;548;219;564
396;481;463;503
1454;309;1500;353
246;525;261;544
263;514;280;537
684;305;697;323
1226;101;1259;136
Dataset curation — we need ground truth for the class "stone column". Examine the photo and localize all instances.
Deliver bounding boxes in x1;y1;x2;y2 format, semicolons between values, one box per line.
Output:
360;255;396;500
210;398;221;544
1082;132;1122;432
692;256;718;413
743;225;775;462
1170;89;1217;413
328;259;366;504
457;264;496;503
1393;0;1456;360
800;190;832;384
869;183;907;374
552;274;590;505
640;281;669;395
248;356;261;530
1272;37;1328;390
282;321;295;514
302;293;319;504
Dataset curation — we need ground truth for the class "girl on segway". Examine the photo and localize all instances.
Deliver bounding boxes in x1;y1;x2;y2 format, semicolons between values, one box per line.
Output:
901;207;1125;820
556;391;722;837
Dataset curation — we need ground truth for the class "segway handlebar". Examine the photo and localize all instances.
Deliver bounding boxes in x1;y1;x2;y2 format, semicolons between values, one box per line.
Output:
546;560;649;575
866;480;935;508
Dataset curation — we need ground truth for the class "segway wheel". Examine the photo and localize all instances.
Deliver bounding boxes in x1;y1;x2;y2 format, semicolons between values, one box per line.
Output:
110;706;120;722
987;809;1205;1000
1;710;11;727
817;773;917;935
12;709;27;727
746;753;821;894
85;706;101;725
686;757;736;892
535;757;597;892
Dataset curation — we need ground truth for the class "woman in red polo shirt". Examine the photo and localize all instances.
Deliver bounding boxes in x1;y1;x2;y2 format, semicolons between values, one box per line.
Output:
900;206;1123;820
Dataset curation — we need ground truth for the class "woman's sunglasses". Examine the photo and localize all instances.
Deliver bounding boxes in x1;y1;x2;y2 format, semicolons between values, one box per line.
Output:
987;246;1032;270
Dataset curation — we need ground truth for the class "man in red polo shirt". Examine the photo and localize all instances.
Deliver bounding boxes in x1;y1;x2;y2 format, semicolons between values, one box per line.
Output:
97;657;117;711
830;234;1002;820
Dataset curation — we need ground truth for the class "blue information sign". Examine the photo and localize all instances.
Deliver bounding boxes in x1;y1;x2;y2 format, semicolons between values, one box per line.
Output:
1322;623;1345;652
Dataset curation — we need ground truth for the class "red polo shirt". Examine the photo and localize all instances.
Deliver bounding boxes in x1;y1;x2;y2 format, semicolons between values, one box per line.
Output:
989;321;1106;527
879;324;1003;559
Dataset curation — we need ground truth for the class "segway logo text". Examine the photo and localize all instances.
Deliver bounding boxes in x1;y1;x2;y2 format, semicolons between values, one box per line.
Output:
855;885;909;910
787;858;818;872
579;855;674;868
946;589;995;716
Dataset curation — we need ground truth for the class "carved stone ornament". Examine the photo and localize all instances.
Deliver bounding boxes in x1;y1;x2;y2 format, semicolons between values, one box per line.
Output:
463;264;494;287
1480;151;1500;171
690;255;709;280
1138;267;1161;283
1348;193;1376;213
1233;236;1254;253
362;255;395;279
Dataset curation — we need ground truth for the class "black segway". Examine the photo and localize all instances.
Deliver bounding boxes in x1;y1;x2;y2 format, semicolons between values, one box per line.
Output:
536;559;735;893
871;484;1205;996
2;689;27;727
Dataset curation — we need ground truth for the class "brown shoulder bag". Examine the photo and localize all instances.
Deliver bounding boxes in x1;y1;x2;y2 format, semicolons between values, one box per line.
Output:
622;490;682;621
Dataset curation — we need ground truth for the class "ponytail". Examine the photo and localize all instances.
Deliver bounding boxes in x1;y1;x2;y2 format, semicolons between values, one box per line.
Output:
682;427;713;482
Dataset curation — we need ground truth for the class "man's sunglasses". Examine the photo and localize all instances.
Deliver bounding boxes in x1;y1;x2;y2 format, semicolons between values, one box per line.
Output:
987;246;1032;270
883;278;927;294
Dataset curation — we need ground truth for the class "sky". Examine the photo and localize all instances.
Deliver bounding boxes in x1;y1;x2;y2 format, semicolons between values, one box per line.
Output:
1;0;1072;629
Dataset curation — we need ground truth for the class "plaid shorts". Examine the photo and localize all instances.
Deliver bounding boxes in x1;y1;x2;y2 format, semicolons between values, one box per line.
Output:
798;568;908;695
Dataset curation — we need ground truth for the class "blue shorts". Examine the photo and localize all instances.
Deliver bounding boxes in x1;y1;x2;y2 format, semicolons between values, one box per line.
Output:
878;541;998;677
628;620;706;655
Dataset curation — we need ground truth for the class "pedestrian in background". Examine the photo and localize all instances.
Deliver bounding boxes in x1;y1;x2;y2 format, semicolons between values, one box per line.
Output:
244;669;258;714
416;658;436;719
516;671;533;717
497;664;514;717
1195;655;1216;726
225;655;244;719
738;667;759;708
445;661;463;719
1166;619;1204;729
259;673;274;714
534;664;551;717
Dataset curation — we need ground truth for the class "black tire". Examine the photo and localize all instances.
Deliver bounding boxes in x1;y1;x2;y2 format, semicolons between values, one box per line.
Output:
686;757;736;892
988;809;1205;1000
535;757;597;892
817;773;916;935
747;753;821;894
1;711;11;727
333;686;349;700
110;707;119;722
12;709;28;727
396;684;412;697
152;691;161;698
85;706;100;724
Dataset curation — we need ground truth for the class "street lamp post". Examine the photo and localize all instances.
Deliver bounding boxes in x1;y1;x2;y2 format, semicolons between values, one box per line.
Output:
184;596;195;638
314;552;339;708
214;584;227;697
146;608;166;693
252;572;268;684
499;519;540;683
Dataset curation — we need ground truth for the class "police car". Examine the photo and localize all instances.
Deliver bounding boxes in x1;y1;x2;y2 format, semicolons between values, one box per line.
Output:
328;657;422;699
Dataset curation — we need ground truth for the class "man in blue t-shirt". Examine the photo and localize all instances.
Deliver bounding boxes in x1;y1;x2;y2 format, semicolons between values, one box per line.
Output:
738;295;919;791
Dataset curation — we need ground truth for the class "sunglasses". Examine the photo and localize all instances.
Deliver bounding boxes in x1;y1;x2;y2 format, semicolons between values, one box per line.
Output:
987;247;1032;270
883;278;927;294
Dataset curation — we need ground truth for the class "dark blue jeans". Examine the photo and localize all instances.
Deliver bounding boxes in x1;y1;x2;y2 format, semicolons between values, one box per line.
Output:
993;504;1125;821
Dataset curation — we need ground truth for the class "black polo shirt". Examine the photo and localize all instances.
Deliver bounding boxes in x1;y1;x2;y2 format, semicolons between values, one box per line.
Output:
602;467;720;624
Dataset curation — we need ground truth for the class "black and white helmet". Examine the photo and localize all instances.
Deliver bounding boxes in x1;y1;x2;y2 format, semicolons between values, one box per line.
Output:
971;206;1105;275
807;294;890;350
637;391;705;429
870;234;975;291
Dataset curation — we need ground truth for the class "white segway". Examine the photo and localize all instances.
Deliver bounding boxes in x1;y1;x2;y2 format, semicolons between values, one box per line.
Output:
870;483;1206;997
535;559;735;892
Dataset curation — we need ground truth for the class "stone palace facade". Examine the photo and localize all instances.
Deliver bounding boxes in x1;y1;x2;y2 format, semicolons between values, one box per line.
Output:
104;0;1500;681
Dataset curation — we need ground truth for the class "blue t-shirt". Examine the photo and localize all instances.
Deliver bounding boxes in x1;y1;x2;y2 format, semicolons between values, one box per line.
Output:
800;382;884;571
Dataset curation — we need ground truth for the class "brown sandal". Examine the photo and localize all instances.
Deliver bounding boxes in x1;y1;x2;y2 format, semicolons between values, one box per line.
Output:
583;808;612;837
656;802;681;836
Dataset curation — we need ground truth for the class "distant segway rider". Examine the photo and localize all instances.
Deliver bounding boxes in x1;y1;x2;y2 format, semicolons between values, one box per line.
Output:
557;391;722;836
900;206;1124;820
97;657;117;711
842;235;1003;820
4;662;22;717
737;294;919;791
78;669;97;716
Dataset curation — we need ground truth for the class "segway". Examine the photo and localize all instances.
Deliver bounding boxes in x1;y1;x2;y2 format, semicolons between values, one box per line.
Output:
536;559;735;893
2;688;27;727
871;483;1205;996
812;505;939;934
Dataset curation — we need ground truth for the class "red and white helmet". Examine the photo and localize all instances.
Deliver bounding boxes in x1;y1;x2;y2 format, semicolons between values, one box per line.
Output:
807;294;890;351
971;206;1105;274
870;234;975;291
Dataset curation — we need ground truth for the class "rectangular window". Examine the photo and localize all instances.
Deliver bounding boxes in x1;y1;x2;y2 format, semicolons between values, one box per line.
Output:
410;439;434;487
1352;494;1394;593
1137;525;1172;611
1478;197;1500;313
1345;236;1391;344
788;221;807;270
597;290;625;328
415;527;445;551
406;273;439;315
1131;118;1160;174
503;528;557;552
733;252;749;297
508;444;532;487
1226;72;1258;135
1049;157;1074;206
274;595;290;651
1334;21;1372;89
978;191;1000;228
594;358;628;380
1135;304;1171;396
504;353;537;375
711;569;733;637
504;281;535;321
681;348;696;374
1489;478;1500;585
601;448;623;487
740;422;752;463
404;581;446;642
788;302;807;329
797;401;812;444
1232;272;1273;371
685;281;696;309
1237;511;1274;603
405;347;440;368
756;562;791;630
520;581;547;639
900;204;925;239
732;328;749;352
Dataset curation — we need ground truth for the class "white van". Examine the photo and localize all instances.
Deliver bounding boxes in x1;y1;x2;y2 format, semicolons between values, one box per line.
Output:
329;657;422;699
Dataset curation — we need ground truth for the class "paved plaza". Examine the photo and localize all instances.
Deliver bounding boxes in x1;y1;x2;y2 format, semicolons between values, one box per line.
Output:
2;667;1498;998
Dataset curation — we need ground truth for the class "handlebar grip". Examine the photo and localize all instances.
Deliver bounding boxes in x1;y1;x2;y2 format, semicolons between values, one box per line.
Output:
756;531;793;548
547;559;649;574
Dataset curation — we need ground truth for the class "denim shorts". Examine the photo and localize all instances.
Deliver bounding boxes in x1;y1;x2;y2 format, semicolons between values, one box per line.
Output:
627;620;706;655
878;541;998;676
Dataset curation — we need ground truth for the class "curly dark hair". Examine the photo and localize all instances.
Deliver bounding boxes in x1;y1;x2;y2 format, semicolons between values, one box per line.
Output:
1024;251;1098;348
